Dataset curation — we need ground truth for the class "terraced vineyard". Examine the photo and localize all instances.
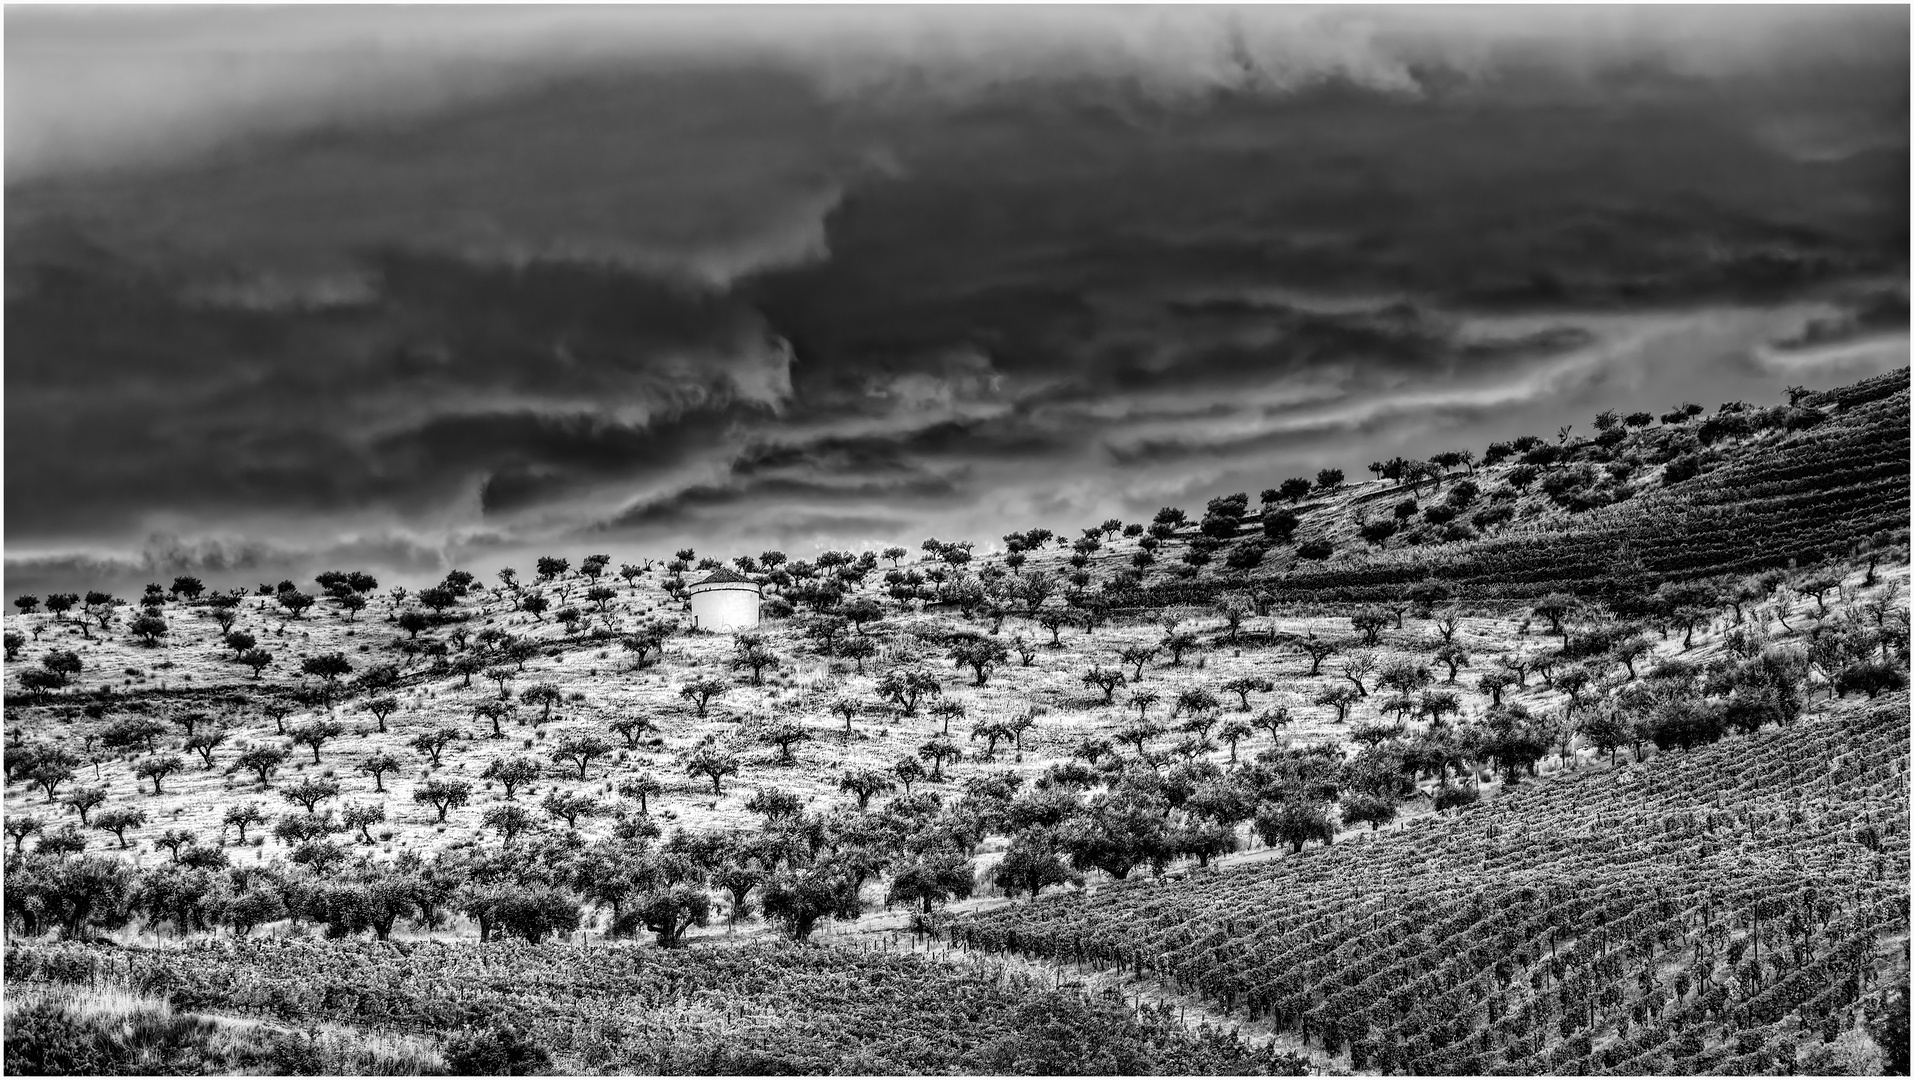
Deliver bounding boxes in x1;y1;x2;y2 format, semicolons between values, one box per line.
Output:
1131;370;1911;607
950;696;1911;1075
4;937;1302;1075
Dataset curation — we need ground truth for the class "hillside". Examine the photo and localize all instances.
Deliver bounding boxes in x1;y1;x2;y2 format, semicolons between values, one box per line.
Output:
1116;368;1911;608
4;937;1298;1075
3;369;1908;1075
951;695;1911;1075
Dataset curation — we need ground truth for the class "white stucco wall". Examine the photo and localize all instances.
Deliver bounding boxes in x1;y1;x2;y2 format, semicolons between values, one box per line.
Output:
688;585;760;631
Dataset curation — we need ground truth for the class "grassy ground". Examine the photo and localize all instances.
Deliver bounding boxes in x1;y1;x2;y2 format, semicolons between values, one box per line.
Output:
2;982;445;1075
7;527;1902;942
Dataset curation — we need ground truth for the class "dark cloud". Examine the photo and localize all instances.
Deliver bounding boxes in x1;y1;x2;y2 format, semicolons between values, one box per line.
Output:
5;7;1907;590
5;243;789;541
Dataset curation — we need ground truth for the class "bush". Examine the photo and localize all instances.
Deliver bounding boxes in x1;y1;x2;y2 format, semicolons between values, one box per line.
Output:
1663;454;1704;484
1296;540;1333;561
3;995;219;1075
444;1025;551;1076
1262;509;1299;541
1224;541;1268;571
1358;520;1398;546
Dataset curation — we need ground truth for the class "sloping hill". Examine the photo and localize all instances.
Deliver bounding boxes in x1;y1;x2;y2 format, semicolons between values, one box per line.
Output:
1114;369;1910;607
950;695;1911;1075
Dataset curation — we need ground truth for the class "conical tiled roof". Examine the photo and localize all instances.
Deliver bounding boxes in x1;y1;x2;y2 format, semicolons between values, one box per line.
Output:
692;566;754;587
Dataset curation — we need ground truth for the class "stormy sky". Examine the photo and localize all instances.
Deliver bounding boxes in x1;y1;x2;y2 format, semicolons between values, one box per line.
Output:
6;5;1909;596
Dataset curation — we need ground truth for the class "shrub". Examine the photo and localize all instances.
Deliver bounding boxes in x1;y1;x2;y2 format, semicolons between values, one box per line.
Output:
443;1025;552;1075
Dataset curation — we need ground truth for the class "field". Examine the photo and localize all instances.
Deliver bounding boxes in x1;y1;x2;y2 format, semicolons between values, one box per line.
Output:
4;937;1297;1075
4;371;1910;1074
952;695;1911;1075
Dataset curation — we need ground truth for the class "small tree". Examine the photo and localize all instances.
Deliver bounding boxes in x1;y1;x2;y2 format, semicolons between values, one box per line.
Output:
892;756;928;796
342;803;386;844
1612;637;1653;680
683;741;740;796
607;716;657;752
1220;676;1274;712
519;684;564;722
359;752;402;793
617;773;663;815
823;697;859;740
83;592;120;638
1531;593;1578;642
41;649;84;687
128;613;168;645
60;785;108;825
475;665;513;697
746;721;809;765
182;729;227;770
410;728;458;768
281;777;341;814
1295;637;1338;676
970;719;1016;761
551;735;612;781
222;802;265;844
1254;798;1335;854
1080;665;1127;703
483;804;538;844
1339;792;1398;832
225;629;260;659
1432;643;1471;683
732;636;782;686
1008;710;1040;751
886;852;976;915
289;719;345;765
1114;721;1161;757
1173;687;1223;722
1350;608;1391;646
838;768;895;810
413;779;472;822
239;648;275;678
1161;630;1200;666
949;636;1011;687
470;700;514;740
362;695;401;733
1116;645;1159;681
876;669;943;718
1217;720;1254;763
1252;707;1295;741
135;755;184;795
278;590;316;619
300;652;353;701
679;677;730;718
95;807;148;848
541;789;601;829
6;815;45;854
231;745;291;787
917;737;963;782
482;756;543;800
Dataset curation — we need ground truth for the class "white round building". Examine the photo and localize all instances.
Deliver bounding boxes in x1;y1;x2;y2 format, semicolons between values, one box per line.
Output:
686;567;762;632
